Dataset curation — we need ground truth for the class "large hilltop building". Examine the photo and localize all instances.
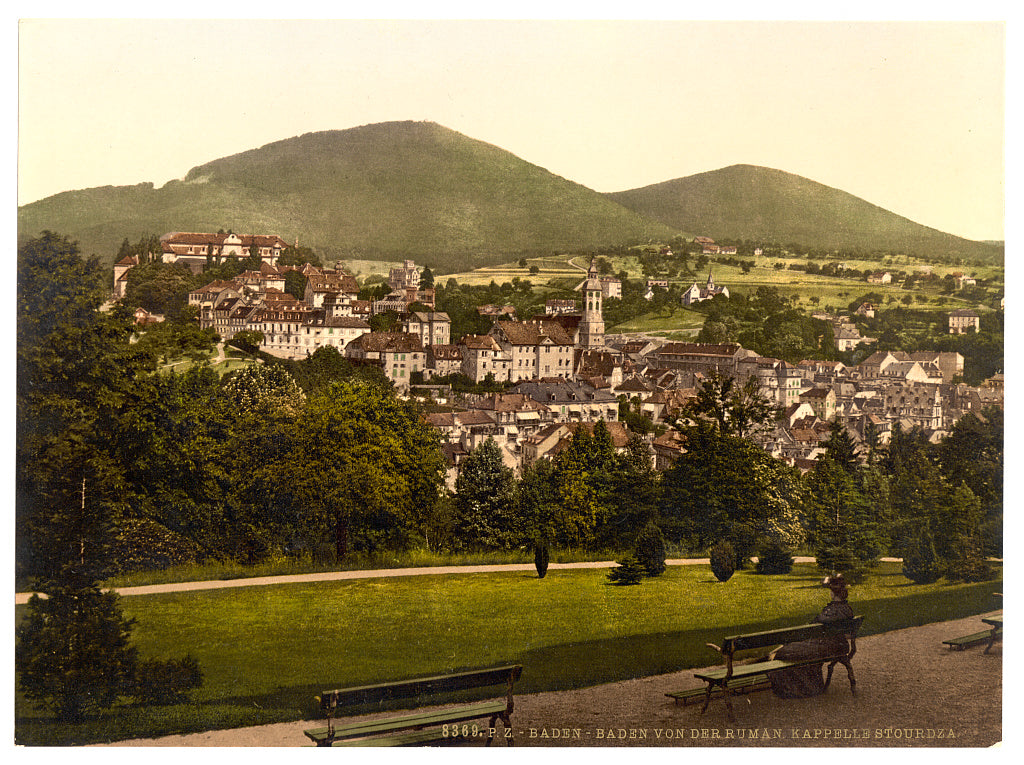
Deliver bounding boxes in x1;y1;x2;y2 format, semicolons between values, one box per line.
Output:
160;232;290;273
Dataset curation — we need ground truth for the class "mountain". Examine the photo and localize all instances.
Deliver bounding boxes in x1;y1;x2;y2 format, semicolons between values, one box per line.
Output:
17;121;681;270
605;164;1002;262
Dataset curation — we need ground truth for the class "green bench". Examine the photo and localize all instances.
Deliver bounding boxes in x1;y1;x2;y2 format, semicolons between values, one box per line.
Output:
943;613;1002;652
943;629;999;651
692;616;864;721
666;674;771;706
303;664;522;747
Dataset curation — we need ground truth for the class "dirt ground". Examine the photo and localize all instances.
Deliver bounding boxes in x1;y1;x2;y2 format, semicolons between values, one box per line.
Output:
99;611;1003;749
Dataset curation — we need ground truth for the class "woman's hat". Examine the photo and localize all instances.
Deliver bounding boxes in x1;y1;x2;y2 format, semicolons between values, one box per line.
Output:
823;573;848;595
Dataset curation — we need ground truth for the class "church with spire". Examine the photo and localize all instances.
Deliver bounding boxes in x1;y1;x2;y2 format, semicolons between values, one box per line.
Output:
681;270;730;306
575;257;606;349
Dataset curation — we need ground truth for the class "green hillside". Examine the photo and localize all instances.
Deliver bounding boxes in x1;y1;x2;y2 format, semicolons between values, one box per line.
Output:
606;164;1003;263
17;121;680;270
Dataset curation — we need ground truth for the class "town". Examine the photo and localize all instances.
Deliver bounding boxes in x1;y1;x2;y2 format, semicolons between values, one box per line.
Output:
114;229;1003;484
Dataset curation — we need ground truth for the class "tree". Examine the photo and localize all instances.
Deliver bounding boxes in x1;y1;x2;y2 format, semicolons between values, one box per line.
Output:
284;270;307;300
17;233;156;581
679;372;778;438
278;244;322;268
228;329;265;357
660;423;802;566
552;426;613;548
803;457;884;582
16;583;137;720
419;266;435;289
633;521;667;577
710;540;735;582
820;420;861;473
452;438;521;549
122;261;198;318
607;554;645;585
936;407;1003;555
222;363;306;417
245;381;445;560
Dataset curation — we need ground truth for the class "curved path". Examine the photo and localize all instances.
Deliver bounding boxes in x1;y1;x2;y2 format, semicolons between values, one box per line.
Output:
16;557;906;605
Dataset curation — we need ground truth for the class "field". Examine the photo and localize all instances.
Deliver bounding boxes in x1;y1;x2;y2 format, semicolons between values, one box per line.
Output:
443;252;586;287
440;249;1000;339
14;561;1001;745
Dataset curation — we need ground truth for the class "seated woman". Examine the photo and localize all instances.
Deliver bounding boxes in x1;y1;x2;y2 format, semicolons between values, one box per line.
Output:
767;573;855;699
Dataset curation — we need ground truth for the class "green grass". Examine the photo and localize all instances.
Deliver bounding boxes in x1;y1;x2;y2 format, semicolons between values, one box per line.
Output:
611;306;706;333
14;561;1001;745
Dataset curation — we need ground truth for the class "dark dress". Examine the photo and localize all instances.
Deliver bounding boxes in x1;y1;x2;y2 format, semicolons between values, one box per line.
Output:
767;601;855;699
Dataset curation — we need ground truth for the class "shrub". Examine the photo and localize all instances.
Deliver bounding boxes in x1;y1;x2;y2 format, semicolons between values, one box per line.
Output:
902;528;943;584
710;541;735;582
607;554;645;585
634;521;667;577
534;541;550;579
728;522;757;569
945;534;994;583
755;542;794;575
132;656;203;705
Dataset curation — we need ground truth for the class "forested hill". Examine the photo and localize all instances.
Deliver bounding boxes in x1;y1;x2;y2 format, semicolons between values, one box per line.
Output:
16;121;681;270
606;164;1003;263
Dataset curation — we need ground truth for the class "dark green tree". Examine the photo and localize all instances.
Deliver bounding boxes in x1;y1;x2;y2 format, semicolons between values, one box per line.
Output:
17;233;155;580
936;407;1003;555
820;420;861;473
420;266;435;289
710;540;735;582
452;438;521;549
278;244;322;268
679;372;779;438
803;457;884;582
16;584;137;720
227;329;266;357
660;423;802;566
607;554;645;585
633;520;667;577
284;270;307;300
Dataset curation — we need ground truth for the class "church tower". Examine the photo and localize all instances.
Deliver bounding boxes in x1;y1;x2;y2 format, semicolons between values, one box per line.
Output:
577;257;605;349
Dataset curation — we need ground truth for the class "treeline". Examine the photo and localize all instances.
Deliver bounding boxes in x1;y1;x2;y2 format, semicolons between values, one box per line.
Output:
17;233;1002;588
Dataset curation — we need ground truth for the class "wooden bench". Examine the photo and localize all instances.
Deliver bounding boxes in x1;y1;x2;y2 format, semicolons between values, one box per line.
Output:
943;630;997;651
666;674;770;706
692;616;863;721
303;664;522;747
943;612;1003;652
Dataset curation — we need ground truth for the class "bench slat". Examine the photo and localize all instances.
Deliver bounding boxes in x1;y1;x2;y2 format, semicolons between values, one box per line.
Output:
724;617;862;653
695;656;848;683
319;664;522;710
304;701;507;743
333;728;458;747
943;630;1001;649
666;675;770;705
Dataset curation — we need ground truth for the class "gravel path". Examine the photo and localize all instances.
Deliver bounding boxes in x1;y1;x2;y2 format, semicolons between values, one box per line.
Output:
20;557;880;604
98;611;1002;748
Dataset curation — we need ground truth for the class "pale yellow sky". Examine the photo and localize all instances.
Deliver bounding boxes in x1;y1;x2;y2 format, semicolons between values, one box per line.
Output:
18;18;1005;241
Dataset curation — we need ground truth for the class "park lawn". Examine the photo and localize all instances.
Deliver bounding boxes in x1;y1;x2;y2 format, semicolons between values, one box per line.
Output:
14;561;1001;745
611;306;706;333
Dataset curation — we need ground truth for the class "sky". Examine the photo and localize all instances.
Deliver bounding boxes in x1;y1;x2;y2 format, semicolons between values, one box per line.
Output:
17;15;1006;242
